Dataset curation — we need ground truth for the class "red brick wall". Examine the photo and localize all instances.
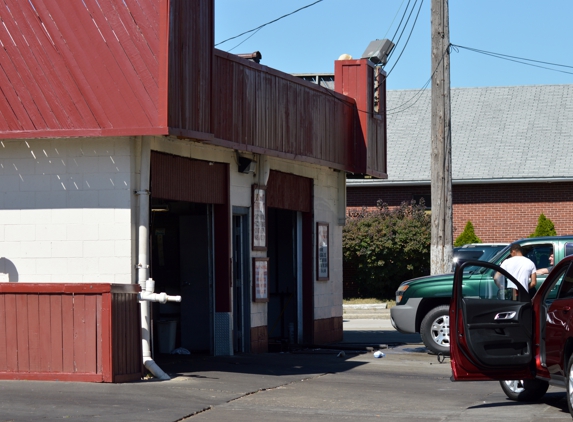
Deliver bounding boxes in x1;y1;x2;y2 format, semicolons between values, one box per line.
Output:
347;182;573;243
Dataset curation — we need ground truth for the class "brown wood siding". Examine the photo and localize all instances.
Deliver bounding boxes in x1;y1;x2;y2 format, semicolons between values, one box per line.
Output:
0;283;141;383
250;325;268;354
209;50;360;174
313;317;343;344
335;59;388;178
267;171;313;213
0;0;168;139
168;0;213;135
150;152;227;204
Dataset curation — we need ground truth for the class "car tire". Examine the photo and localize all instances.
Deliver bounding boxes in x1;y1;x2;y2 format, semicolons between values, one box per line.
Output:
499;379;549;402
567;354;573;415
420;305;450;355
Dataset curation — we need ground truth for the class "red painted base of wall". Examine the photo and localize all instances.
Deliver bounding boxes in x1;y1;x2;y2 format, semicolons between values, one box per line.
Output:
313;317;343;344
0;283;142;383
250;325;268;354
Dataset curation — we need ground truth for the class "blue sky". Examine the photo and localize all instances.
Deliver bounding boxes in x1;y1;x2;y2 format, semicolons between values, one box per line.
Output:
215;0;573;90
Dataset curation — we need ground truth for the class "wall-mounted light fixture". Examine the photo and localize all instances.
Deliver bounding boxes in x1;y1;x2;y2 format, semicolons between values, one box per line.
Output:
361;39;395;66
238;155;256;174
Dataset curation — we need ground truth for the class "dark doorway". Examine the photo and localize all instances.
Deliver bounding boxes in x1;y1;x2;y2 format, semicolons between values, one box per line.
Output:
150;200;213;355
267;208;300;347
232;208;251;353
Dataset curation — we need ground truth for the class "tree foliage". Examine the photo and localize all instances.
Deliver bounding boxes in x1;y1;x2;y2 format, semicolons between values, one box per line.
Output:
529;213;557;237
454;221;482;247
343;200;431;299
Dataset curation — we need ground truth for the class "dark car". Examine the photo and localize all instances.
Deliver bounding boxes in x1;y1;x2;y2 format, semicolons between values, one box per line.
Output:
449;254;573;416
453;243;508;270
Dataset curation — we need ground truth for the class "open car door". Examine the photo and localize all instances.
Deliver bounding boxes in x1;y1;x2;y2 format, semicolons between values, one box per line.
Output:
450;260;535;381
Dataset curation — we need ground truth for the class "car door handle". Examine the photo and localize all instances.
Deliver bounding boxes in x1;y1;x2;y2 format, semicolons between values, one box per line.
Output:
563;306;571;313
494;311;516;320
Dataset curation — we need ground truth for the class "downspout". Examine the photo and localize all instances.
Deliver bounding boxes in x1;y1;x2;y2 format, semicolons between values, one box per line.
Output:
136;136;181;380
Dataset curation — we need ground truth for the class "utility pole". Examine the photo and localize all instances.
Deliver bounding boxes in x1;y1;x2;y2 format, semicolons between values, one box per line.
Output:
430;0;453;274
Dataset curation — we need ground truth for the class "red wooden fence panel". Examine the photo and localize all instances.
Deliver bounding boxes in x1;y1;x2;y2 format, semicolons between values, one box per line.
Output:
0;283;141;383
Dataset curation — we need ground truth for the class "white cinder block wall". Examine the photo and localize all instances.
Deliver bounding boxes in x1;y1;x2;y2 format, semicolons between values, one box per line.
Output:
0;137;134;284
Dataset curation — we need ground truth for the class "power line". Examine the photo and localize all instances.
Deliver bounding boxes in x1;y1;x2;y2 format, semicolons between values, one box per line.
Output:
215;0;324;47
228;28;263;53
388;42;573;115
386;43;448;115
384;0;425;77
387;0;422;65
451;44;573;75
382;0;409;40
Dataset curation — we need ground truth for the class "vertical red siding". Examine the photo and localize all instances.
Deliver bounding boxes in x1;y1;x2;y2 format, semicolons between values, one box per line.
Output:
334;59;387;178
210;51;360;173
0;284;141;383
151;152;227;204
168;0;213;134
267;171;313;213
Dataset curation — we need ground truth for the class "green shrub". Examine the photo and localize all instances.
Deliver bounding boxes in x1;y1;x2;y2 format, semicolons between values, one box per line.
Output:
454;221;482;247
529;213;557;237
343;200;431;299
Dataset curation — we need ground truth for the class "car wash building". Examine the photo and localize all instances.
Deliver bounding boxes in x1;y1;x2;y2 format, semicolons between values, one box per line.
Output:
0;0;388;381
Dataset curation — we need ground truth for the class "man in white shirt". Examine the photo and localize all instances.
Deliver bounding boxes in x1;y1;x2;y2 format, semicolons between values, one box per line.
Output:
495;244;537;295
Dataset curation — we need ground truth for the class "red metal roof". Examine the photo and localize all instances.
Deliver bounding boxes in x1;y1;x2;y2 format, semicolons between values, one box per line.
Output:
0;0;168;139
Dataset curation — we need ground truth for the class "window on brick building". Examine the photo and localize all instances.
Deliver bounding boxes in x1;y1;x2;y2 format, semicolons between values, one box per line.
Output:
413;194;431;209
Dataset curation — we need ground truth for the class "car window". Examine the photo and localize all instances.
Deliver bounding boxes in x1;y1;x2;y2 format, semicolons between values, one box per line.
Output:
454;250;484;261
456;246;507;273
558;266;573;299
544;264;572;305
566;243;573;257
522;244;553;269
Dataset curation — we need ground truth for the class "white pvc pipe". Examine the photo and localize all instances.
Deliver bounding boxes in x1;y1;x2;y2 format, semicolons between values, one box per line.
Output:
137;136;170;381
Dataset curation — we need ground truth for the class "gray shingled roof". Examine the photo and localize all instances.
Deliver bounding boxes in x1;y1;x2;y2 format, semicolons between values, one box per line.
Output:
366;85;573;183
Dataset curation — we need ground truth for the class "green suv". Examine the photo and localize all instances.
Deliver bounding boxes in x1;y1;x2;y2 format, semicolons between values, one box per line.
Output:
390;236;573;355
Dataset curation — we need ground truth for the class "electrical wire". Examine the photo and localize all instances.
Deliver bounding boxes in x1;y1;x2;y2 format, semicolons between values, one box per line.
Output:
382;0;409;40
215;0;324;47
388;0;413;50
386;43;449;115
384;0;425;78
386;0;421;64
228;28;263;53
451;44;573;75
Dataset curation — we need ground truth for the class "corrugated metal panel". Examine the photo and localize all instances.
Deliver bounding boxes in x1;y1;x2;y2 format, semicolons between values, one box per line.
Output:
168;0;213;134
209;50;359;174
151;151;227;204
267;170;312;213
0;0;168;139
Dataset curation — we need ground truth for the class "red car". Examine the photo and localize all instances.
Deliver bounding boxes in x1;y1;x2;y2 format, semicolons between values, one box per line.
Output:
450;254;573;416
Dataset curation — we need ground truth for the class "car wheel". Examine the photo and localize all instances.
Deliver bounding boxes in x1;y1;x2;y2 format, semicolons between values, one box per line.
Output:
567;354;573;415
499;379;549;402
420;305;450;355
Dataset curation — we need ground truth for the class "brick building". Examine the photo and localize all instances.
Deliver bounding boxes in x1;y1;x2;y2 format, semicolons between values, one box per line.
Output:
347;85;573;243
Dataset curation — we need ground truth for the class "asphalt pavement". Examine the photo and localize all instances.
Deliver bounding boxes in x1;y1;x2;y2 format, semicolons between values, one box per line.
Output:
0;317;426;422
0;318;568;421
